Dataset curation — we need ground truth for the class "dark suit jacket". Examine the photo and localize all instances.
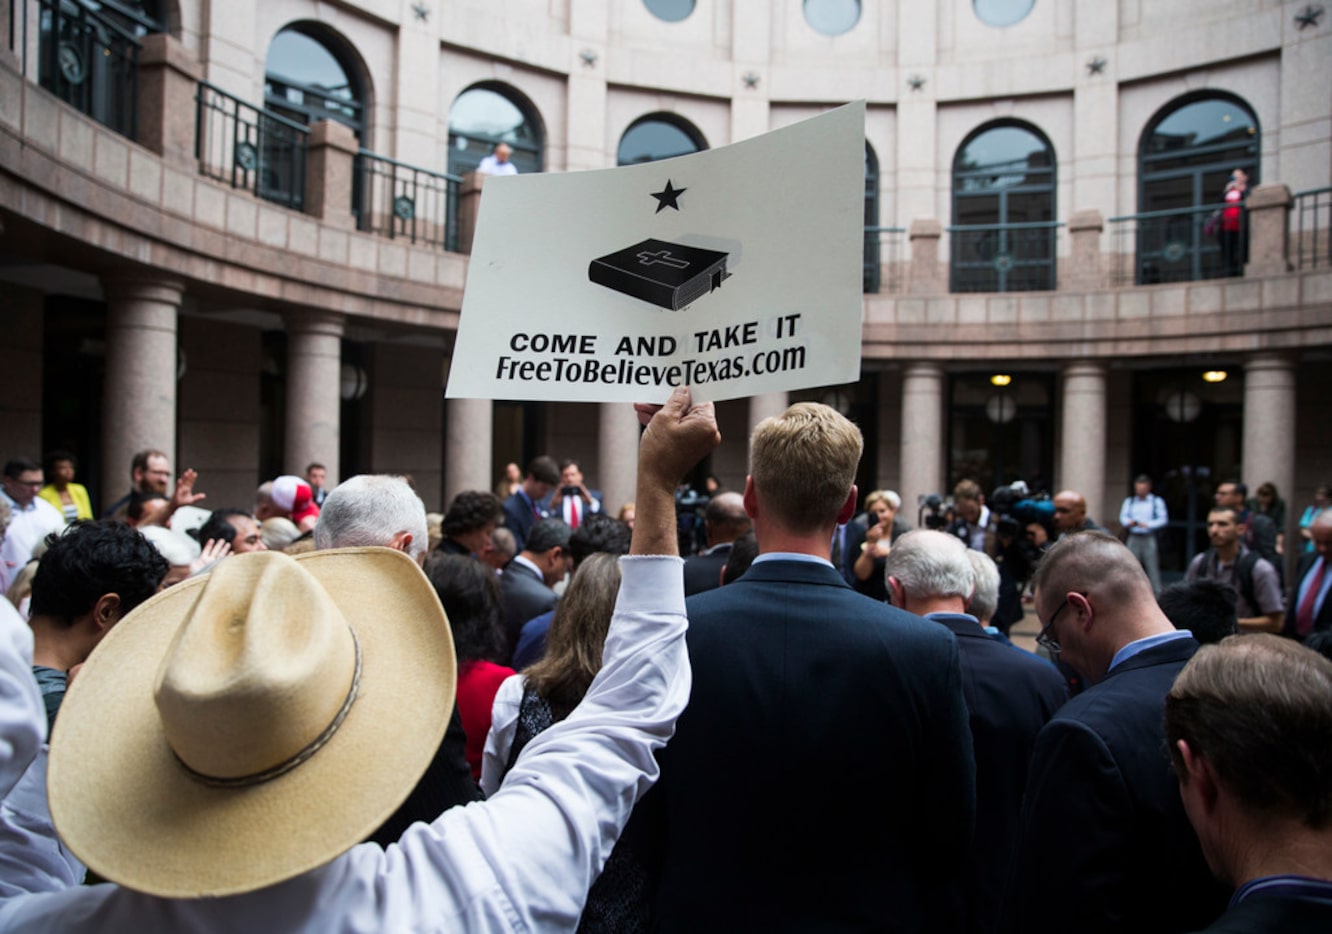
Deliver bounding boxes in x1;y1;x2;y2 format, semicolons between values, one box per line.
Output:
1287;553;1332;638
929;613;1068;934
365;706;482;845
499;561;556;660
501;491;544;552
1006;636;1229;934
632;559;976;932
682;543;731;596
1189;890;1332;933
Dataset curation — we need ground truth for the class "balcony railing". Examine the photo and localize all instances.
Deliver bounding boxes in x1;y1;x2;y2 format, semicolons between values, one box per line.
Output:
195;81;309;210
354;152;462;251
37;0;146;140
948;222;1060;293
864;226;905;293
1108;202;1246;286
1293;187;1331;271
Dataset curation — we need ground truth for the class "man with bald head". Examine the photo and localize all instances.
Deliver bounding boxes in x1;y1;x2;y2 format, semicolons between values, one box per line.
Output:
1052;489;1101;538
682;490;750;595
1005;531;1227;934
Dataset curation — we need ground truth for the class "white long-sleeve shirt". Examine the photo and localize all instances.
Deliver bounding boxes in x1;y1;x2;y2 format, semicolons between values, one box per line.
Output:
0;556;689;932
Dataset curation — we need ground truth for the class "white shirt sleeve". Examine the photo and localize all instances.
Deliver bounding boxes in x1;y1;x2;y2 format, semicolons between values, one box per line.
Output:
0;600;43;800
0;555;689;933
480;674;526;797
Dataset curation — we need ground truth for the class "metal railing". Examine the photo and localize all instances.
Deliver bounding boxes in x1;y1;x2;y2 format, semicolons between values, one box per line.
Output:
354;151;462;251
195;81;309;210
1108;202;1245;286
864;226;905;293
948;222;1060;292
37;0;145;140
1293;187;1331;271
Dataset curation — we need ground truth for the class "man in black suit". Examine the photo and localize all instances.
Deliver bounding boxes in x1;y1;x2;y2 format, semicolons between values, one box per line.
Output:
630;402;976;931
1287;508;1332;640
501;456;559;551
498;517;571;659
1006;531;1229;934
682;491;750;595
1166;634;1332;932
884;530;1067;934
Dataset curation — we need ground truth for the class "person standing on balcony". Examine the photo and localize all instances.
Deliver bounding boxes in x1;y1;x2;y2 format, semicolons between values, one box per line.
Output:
1220;168;1248;277
477;142;519;176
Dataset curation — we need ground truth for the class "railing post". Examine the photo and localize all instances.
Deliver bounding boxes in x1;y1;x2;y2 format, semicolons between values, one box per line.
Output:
1066;209;1104;290
457;170;487;254
1245;183;1293;277
907;219;945;295
137;34;202;168
305;119;357;226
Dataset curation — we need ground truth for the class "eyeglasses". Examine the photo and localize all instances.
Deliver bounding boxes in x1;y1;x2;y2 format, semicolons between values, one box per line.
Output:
1035;593;1085;655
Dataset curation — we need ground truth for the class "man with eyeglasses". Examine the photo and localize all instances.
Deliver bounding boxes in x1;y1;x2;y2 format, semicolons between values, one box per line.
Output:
1005;531;1229;934
0;459;64;596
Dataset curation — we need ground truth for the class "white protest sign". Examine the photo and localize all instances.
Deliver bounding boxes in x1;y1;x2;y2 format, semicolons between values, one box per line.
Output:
446;101;865;404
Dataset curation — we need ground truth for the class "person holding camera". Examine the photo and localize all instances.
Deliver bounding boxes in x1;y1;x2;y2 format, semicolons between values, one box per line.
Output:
545;460;603;530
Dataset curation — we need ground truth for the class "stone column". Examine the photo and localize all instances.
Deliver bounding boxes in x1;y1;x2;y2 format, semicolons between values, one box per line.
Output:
136;34;202;169
900;362;945;523
101;277;184;502
1244;184;1293;277
304;120;357;226
284;310;344;484
907;220;944;295
1242;353;1296;565
598;402;639;518
444;397;493;505
1065;210;1104;290
747;392;788;436
1058;361;1108;523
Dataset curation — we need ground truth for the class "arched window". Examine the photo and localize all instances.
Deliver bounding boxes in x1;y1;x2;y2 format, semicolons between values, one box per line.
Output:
257;25;369;209
951;121;1056;292
264;25;367;138
447;85;544;176
617;114;707;166
1135;94;1259;283
864;142;881;292
39;0;166;138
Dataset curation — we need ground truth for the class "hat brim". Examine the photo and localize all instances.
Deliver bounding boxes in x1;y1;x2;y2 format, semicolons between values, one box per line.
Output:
47;547;456;898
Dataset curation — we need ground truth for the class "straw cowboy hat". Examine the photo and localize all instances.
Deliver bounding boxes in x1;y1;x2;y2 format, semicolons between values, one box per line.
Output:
47;547;457;898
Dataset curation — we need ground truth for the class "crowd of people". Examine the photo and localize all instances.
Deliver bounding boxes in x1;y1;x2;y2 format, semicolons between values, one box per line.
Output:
0;397;1329;931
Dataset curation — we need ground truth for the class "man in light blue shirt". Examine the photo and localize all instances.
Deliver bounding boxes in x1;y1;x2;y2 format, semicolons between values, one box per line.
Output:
1119;474;1168;593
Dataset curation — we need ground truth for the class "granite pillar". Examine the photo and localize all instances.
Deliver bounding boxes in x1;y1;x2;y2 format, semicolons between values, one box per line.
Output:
101;276;184;502
284;310;344;484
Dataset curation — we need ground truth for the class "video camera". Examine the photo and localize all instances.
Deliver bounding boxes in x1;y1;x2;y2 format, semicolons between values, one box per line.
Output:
988;480;1055;540
917;493;949;530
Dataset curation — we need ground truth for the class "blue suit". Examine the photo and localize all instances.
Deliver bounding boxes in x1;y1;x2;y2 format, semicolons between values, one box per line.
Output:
630;558;976;932
1006;637;1229;934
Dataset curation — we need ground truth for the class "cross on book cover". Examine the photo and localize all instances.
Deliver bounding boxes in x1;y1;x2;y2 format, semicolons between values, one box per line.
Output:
588;238;732;311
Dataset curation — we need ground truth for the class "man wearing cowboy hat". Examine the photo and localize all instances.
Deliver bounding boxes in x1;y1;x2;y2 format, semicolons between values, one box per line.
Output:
0;387;719;931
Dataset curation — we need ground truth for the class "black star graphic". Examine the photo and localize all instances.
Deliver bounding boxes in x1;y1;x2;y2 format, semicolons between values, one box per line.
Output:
1295;4;1323;30
650;180;686;213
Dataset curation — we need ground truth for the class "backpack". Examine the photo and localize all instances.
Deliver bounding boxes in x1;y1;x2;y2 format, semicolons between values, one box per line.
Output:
1202;547;1260;613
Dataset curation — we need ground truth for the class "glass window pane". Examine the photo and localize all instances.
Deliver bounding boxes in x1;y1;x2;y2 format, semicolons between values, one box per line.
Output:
1145;99;1258;155
974;0;1036;28
449;88;534;145
448;86;543;176
266;31;354;101
643;0;695;23
617;119;703;166
803;0;861;37
957;125;1049;190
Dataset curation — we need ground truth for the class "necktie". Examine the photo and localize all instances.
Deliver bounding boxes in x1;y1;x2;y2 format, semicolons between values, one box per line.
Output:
569;498;580;529
1296;560;1326;637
